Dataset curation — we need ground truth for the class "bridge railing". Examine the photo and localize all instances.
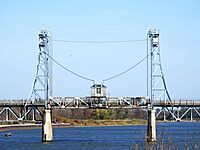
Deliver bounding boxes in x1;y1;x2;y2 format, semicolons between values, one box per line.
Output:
0;99;25;106
154;99;200;107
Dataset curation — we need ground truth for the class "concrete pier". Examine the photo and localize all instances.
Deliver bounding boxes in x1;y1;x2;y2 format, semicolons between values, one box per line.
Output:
147;109;156;142
42;109;53;142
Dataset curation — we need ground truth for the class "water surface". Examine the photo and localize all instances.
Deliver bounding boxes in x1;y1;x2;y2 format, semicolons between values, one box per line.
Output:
0;122;199;149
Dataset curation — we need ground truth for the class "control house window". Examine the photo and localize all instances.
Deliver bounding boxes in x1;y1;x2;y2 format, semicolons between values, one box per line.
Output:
96;87;101;94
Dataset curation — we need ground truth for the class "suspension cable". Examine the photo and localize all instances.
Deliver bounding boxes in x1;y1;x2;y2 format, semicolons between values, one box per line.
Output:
53;39;146;43
46;53;94;82
102;53;150;82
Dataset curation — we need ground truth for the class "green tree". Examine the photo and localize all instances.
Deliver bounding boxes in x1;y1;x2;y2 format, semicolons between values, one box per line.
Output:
108;109;116;119
100;109;110;119
93;109;100;119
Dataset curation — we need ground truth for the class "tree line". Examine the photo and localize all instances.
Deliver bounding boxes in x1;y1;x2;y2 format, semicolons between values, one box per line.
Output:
52;108;147;122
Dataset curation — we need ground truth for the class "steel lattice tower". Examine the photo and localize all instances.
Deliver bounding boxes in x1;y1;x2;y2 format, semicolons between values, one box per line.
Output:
27;29;53;108
147;28;171;106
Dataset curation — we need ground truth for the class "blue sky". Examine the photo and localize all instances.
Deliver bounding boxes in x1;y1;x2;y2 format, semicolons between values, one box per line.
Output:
0;0;199;99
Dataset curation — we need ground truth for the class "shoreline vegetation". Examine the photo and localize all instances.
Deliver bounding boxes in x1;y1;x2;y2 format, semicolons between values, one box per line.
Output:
0;119;146;132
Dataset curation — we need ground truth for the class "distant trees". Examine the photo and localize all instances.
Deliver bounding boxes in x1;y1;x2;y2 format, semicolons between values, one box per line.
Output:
52;108;147;122
92;109;114;119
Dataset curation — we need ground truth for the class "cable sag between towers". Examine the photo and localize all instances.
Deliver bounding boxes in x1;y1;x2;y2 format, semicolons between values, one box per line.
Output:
46;53;95;82
102;53;150;82
46;52;149;83
49;37;148;83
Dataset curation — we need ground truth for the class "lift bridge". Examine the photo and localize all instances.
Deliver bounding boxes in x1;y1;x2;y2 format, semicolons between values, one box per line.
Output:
0;28;200;124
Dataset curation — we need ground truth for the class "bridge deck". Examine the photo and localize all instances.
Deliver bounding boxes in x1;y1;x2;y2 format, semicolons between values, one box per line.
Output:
0;98;200;108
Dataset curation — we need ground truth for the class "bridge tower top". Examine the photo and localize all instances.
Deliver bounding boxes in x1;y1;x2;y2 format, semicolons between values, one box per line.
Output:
148;28;159;48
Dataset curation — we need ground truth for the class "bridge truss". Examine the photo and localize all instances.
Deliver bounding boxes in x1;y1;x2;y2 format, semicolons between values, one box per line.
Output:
0;98;200;122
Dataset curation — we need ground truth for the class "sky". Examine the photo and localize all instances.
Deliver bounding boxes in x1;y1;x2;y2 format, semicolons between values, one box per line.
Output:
0;0;200;100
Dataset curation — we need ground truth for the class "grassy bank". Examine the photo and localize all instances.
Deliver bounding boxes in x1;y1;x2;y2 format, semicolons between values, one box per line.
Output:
0;119;146;132
61;119;146;126
0;119;146;127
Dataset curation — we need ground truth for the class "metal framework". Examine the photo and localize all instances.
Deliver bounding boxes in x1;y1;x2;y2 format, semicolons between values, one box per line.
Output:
27;29;52;107
147;28;173;120
0;28;199;122
147;28;171;104
146;28;200;121
3;29;54;121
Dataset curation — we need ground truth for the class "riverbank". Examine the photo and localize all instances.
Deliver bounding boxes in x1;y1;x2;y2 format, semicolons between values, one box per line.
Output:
0;119;146;132
0;124;41;132
65;119;146;126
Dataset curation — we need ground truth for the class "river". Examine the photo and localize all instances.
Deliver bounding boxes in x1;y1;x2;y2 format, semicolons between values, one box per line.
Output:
0;122;199;150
